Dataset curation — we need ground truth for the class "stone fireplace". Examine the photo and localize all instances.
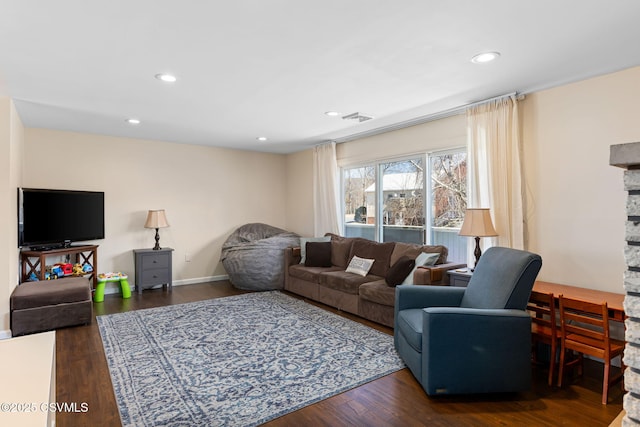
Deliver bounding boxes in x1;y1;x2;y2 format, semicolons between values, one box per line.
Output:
610;141;640;425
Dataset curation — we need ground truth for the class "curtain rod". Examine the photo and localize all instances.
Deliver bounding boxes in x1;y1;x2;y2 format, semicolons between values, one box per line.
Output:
331;92;523;144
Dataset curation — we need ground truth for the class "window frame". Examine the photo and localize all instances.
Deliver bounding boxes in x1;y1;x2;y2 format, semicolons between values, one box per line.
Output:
340;147;467;247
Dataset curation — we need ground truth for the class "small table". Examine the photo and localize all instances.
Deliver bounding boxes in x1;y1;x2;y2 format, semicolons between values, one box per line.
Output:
447;268;472;287
133;248;174;294
533;281;625;322
94;273;131;302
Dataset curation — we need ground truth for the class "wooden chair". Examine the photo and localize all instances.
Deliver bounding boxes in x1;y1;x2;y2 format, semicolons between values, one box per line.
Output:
557;295;625;404
527;290;561;386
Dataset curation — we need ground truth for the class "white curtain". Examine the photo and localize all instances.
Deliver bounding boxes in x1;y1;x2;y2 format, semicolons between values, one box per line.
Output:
467;95;524;252
313;142;341;236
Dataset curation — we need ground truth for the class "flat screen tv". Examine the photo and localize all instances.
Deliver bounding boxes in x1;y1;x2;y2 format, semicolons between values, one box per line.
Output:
18;188;105;249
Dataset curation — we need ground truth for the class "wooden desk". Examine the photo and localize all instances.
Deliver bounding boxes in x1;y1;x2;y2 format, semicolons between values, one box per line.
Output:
533;281;625;322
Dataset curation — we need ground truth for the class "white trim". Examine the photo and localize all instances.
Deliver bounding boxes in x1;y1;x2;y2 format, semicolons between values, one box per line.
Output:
173;275;229;286
0;330;12;340
100;275;230;295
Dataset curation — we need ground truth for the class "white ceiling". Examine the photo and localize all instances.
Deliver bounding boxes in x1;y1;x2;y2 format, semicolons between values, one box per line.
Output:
1;1;640;154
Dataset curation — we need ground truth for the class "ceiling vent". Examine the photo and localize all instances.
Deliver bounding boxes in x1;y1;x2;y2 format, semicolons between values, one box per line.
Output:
342;112;373;123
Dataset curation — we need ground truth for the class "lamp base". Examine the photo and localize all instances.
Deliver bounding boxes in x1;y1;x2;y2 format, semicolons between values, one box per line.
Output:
153;228;162;250
473;236;482;268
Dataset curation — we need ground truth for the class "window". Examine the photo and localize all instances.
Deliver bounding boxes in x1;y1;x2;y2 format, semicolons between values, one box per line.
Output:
342;149;467;262
428;150;467;263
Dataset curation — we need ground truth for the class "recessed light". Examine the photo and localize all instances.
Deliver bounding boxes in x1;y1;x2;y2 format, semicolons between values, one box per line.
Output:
155;73;177;83
126;118;141;125
471;52;500;64
256;137;268;141
325;111;340;117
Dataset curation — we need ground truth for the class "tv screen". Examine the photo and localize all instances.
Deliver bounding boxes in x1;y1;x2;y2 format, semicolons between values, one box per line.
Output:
18;188;105;249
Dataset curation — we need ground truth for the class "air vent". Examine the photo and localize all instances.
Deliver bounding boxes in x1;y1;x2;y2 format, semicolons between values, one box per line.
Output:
342;112;373;123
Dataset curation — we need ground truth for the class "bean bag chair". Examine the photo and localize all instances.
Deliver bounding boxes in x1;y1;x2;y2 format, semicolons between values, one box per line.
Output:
220;223;300;290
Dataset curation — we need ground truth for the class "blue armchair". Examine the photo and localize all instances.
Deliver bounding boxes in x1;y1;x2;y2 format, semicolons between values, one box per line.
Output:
394;246;542;395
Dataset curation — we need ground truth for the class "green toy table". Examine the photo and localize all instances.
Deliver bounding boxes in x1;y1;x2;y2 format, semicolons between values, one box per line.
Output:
94;273;131;302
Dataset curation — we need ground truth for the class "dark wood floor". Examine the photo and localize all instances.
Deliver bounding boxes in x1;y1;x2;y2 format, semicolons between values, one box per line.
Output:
55;281;623;427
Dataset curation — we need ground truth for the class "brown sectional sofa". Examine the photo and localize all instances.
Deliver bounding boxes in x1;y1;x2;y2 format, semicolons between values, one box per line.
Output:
284;234;465;327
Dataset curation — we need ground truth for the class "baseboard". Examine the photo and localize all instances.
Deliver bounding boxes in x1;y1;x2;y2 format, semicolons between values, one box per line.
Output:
173;275;229;286
101;274;230;295
0;330;13;340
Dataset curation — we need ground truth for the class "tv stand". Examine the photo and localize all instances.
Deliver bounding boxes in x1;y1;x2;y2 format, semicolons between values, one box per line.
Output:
20;245;98;287
30;244;64;251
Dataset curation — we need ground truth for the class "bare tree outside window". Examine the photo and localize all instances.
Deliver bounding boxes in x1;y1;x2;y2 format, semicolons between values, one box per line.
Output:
430;152;467;228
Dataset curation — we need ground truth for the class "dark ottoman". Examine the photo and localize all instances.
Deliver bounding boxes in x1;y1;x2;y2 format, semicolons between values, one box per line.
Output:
10;276;92;336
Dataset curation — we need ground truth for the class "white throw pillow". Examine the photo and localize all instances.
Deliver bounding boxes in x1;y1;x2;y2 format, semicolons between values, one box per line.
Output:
299;236;331;264
345;255;375;277
401;252;441;285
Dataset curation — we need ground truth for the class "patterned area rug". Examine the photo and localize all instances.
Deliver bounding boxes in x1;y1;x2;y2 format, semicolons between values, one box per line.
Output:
97;291;404;426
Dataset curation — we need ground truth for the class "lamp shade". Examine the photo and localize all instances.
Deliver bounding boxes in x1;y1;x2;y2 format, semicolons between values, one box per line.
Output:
459;208;497;237
144;210;169;229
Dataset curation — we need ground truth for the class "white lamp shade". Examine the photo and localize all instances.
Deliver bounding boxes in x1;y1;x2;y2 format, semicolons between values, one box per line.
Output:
459;208;497;237
144;210;169;229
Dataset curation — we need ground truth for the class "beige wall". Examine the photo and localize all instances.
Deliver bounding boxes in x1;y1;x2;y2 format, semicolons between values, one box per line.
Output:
23;129;288;287
336;114;467;166
521;66;640;292
0;97;24;334
285;149;314;237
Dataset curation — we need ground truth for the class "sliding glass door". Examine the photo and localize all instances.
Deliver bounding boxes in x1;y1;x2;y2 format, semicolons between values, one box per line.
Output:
342;149;467;261
380;158;424;244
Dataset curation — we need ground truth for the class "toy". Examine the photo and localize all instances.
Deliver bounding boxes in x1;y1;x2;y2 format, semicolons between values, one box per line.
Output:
45;266;58;280
82;264;93;273
54;263;73;276
72;263;84;276
61;263;73;275
51;265;64;278
29;272;39;281
94;272;131;302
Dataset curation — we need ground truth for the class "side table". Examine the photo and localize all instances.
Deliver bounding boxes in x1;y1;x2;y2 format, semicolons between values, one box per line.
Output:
447;268;472;287
133;248;174;294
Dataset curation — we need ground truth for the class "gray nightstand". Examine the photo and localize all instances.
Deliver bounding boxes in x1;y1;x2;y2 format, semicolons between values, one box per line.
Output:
133;248;174;294
447;268;472;287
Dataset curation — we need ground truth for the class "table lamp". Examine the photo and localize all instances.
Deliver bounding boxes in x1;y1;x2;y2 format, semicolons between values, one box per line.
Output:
144;209;169;250
459;208;498;269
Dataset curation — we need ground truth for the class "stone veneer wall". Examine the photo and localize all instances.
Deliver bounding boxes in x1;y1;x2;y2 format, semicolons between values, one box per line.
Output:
611;141;640;426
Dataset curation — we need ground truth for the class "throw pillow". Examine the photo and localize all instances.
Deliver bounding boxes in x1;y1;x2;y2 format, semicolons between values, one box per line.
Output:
401;252;441;285
345;255;375;277
385;256;416;286
348;239;395;277
299;236;331;264
304;242;332;267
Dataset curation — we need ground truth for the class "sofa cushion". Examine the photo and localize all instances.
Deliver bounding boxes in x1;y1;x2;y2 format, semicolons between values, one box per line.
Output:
345;255;375;276
349;239;395;277
305;241;332;267
390;242;448;266
359;280;396;307
288;264;342;283
385;256;415;286
319;270;383;295
326;233;357;268
299;236;331;264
